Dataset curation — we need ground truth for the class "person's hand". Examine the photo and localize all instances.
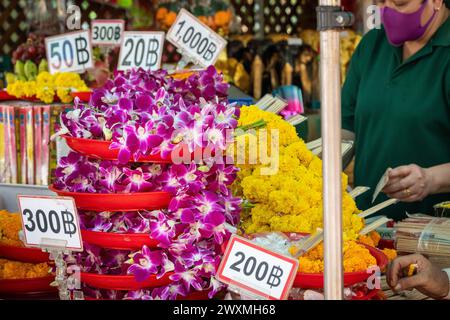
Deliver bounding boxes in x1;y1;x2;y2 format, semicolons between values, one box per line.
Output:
382;164;435;202
387;254;449;299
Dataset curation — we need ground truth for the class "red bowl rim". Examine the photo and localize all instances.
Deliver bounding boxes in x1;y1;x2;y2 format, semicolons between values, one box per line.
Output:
49;184;171;198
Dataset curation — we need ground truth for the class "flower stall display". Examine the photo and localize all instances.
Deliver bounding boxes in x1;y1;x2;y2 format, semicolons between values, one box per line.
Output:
52;67;241;300
6;71;90;104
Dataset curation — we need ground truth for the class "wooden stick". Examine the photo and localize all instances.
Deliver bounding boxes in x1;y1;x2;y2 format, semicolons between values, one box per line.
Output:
358;198;399;219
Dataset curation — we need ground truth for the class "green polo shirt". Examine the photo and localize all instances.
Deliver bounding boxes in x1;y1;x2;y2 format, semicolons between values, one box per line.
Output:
342;18;450;221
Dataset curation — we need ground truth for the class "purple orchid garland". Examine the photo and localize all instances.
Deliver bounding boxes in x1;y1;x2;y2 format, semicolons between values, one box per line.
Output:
58;67;242;300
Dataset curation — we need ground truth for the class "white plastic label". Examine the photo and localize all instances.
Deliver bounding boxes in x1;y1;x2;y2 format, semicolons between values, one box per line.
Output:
217;235;298;300
91;19;125;46
117;31;165;71
166;9;227;67
45;30;93;74
17;195;83;251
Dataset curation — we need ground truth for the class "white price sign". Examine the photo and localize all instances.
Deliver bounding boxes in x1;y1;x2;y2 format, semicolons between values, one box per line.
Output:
17;195;83;251
45;30;93;74
91;19;125;46
118;31;165;71
166;9;227;67
217;235;298;300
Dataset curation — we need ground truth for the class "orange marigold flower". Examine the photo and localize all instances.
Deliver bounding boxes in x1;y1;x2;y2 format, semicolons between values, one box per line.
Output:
164;12;177;27
0;259;51;279
382;248;397;262
296;241;376;273
0;210;23;247
156;7;168;21
214;10;231;27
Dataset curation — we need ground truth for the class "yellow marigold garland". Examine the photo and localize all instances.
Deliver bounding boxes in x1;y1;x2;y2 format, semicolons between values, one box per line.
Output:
7;71;89;104
235;106;364;240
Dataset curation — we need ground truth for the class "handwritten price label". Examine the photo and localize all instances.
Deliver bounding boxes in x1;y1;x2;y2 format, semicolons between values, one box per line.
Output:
91;19;125;46
217;235;298;300
166;9;227;67
45;30;93;74
17;196;83;251
118;31;165;71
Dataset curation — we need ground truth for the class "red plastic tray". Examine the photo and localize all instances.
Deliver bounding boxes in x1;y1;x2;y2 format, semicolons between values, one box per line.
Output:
70;91;92;103
0;276;56;294
0;245;49;263
80;272;173;291
63;135;172;163
49;185;171;211
293;244;388;289
81;230;159;250
62;135;215;164
83;290;212;300
352;289;380;301
0;90;18;101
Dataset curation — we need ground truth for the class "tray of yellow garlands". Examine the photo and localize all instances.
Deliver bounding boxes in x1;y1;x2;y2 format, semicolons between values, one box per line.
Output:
0;211;50;263
0;259;56;294
292;240;388;289
232;232;390;290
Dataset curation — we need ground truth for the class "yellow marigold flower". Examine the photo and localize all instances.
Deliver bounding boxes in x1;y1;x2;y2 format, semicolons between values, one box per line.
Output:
36;85;55;104
56;87;73;103
6;80;26;98
22;81;37;97
36;71;54;86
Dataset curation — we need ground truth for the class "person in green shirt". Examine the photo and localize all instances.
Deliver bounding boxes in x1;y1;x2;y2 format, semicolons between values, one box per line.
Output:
342;0;450;221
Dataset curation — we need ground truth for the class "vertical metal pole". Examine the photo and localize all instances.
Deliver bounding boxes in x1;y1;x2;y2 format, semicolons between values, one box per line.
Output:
319;0;344;300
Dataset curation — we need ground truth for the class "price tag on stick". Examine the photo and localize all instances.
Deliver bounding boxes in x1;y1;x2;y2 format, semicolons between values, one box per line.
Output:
91;19;125;46
45;30;93;74
118;31;165;71
217;235;298;300
166;9;227;68
17;195;83;252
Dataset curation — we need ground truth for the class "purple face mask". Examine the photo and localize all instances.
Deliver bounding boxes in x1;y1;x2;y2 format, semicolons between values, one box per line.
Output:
381;0;437;47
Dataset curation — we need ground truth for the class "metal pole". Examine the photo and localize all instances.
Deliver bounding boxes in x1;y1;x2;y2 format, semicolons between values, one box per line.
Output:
319;0;344;300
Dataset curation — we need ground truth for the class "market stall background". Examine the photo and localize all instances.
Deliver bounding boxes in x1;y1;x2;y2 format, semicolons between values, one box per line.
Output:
1;0;449;301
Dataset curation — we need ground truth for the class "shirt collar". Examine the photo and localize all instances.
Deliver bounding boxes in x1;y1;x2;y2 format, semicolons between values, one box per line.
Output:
430;15;450;47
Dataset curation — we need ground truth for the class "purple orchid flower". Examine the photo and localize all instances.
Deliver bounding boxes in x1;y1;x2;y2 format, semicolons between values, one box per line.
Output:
127;246;163;282
150;212;176;247
122;168;153;192
169;262;203;292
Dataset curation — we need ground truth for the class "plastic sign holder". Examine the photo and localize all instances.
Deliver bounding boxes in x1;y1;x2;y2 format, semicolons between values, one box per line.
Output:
39;238;83;300
175;48;203;71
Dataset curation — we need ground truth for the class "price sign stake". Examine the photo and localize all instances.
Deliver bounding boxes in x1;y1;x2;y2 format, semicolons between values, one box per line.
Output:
217;235;298;300
91;19;125;46
166;9;227;68
118;31;165;71
45;30;93;74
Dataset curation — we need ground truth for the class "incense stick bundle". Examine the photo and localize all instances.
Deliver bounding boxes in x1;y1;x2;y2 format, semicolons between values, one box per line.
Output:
395;216;450;264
